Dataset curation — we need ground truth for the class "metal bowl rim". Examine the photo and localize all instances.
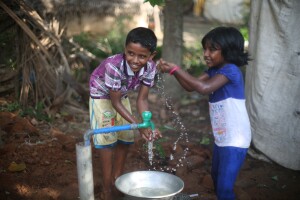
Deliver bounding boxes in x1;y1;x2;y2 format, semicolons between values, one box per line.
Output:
115;171;184;198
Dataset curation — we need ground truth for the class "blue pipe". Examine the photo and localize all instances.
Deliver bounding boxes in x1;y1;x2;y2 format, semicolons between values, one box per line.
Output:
93;124;139;134
84;111;154;146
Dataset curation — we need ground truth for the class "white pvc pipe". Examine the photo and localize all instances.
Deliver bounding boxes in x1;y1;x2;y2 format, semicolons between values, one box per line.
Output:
76;142;94;200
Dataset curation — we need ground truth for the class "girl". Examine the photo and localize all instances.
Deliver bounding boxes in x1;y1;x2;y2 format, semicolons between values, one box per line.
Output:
158;26;251;200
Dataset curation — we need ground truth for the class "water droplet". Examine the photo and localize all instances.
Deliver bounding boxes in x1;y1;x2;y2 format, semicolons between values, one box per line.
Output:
147;72;193;171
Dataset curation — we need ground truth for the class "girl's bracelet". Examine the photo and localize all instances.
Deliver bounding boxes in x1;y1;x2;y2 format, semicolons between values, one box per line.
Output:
169;66;180;75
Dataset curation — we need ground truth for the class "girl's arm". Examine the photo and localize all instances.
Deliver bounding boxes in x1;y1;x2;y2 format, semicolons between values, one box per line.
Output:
159;60;228;94
173;68;228;94
176;72;210;92
158;60;194;91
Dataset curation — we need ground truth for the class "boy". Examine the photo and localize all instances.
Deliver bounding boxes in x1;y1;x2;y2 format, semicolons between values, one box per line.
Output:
89;27;161;200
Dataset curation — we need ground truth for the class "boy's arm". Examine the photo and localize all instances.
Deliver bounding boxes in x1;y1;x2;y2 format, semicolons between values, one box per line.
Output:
109;90;138;124
136;85;150;114
110;88;159;140
137;85;162;140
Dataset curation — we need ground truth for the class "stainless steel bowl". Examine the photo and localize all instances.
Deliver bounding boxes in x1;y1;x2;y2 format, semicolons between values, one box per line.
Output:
115;171;184;200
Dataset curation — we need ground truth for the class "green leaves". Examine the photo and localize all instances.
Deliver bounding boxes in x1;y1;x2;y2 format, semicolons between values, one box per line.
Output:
158;125;176;131
271;175;278;181
144;0;165;7
200;136;211;145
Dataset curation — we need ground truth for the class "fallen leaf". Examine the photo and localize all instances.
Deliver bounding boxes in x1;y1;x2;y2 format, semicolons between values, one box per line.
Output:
8;162;26;172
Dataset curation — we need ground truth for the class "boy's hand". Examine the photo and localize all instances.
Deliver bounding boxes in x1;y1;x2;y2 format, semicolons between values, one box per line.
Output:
139;128;162;141
151;129;162;141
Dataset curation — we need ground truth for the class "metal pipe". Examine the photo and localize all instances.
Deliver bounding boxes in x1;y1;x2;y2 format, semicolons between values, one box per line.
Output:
76;142;94;200
77;111;155;200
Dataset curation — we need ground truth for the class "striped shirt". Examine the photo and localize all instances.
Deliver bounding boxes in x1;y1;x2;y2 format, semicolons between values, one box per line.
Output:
90;53;156;99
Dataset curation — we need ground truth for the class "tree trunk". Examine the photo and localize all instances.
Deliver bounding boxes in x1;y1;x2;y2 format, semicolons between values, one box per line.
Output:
161;0;185;101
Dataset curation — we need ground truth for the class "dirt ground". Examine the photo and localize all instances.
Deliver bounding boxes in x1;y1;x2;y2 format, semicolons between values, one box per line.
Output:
1;87;300;200
1;15;300;200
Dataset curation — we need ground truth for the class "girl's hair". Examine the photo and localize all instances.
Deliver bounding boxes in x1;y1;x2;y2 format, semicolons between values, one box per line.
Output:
125;27;157;53
201;27;250;67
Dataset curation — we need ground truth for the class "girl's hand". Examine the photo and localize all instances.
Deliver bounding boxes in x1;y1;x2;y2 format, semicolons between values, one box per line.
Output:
157;59;177;74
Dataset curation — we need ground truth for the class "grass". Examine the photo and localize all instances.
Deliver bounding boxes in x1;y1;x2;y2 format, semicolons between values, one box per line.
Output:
1;102;51;122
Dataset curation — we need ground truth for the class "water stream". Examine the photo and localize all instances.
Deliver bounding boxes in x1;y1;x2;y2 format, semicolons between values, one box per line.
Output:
147;71;190;172
148;135;154;166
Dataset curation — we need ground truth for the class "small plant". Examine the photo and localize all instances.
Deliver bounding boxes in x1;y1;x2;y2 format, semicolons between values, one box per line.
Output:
140;125;175;160
20;102;51;122
142;137;168;160
154;138;168;159
199;136;211;145
1;101;51;122
0;102;20;112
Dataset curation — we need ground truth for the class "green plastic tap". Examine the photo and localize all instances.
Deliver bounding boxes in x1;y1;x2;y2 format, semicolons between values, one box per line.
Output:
138;111;155;130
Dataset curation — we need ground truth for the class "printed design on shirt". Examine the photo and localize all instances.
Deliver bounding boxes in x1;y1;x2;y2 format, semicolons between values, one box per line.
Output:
102;111;115;127
210;103;227;143
101;111;116;141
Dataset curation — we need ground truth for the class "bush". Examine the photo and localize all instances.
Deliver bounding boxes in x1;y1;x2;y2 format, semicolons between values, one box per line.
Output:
183;44;207;76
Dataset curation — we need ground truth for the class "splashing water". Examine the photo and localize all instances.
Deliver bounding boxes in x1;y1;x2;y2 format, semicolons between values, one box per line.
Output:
148;132;154;165
149;71;190;172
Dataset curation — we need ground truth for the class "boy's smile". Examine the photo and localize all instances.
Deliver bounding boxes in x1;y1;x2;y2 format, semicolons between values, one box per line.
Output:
124;42;155;73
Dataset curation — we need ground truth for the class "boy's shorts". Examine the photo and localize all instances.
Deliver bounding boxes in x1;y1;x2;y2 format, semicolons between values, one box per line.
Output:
89;97;134;148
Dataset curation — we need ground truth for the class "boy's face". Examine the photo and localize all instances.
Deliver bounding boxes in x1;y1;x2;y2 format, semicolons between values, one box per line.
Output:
124;42;156;73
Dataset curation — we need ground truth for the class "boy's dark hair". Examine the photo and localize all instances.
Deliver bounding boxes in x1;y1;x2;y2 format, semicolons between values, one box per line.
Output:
201;26;250;67
125;27;157;53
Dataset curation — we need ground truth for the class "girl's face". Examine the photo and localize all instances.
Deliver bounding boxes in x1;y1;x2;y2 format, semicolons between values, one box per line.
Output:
124;42;156;73
203;41;225;68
